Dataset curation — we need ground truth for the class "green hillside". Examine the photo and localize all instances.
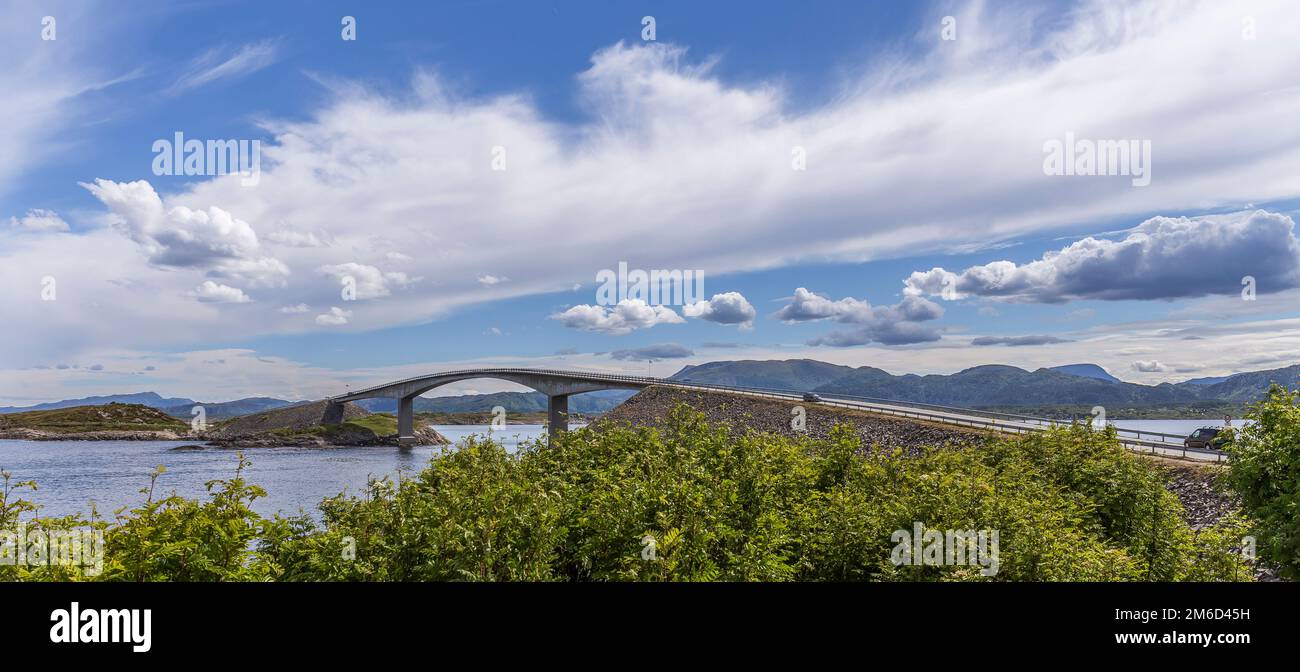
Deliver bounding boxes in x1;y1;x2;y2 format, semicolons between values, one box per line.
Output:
0;403;189;434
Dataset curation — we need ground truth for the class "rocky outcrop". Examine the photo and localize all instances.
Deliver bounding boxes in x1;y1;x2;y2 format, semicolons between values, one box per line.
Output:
598;386;990;455
206;400;369;439
207;425;448;448
0;428;193;441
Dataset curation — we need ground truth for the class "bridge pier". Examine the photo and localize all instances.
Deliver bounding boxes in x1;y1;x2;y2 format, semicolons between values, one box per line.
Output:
397;394;415;448
547;394;570;442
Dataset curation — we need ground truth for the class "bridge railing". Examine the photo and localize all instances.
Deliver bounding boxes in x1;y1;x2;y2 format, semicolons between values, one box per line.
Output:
656;379;1225;462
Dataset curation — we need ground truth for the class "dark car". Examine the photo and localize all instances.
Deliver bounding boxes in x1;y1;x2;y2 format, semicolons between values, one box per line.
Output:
1184;427;1225;450
802;392;823;403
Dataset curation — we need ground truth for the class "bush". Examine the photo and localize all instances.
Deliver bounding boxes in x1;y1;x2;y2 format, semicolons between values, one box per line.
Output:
1222;383;1300;579
3;406;1252;582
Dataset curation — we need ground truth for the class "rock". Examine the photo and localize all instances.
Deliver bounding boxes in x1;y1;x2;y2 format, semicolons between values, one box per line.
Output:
598;386;990;456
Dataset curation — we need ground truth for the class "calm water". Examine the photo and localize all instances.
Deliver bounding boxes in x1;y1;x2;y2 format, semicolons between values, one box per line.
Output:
1110;418;1247;437
0;425;551;520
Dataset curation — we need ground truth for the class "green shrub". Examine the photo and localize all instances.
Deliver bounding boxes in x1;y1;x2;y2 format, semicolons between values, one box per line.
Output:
1222;383;1300;579
3;406;1253;582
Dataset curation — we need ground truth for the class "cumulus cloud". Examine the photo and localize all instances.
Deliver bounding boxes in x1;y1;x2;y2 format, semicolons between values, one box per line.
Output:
190;281;251;303
550;300;685;335
80;178;288;286
970;335;1072;346
774;288;943;346
318;263;411;300
8;209;69;232
278;303;310;314
1132;360;1167;373
905;210;1300;303
683;292;756;328
315;307;351;326
609;343;694;361
477;274;508;286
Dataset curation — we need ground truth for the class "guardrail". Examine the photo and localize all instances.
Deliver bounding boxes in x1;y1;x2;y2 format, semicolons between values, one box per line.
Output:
657;380;1226;463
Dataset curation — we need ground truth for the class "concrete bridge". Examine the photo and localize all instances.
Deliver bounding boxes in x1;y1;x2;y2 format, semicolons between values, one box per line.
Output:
329;368;658;445
329;367;1222;461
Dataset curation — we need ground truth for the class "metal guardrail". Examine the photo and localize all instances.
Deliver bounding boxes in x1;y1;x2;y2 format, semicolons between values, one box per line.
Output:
332;367;1226;462
655;380;1225;463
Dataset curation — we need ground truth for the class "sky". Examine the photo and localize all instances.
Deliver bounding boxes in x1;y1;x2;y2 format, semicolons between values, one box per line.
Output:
2;0;1300;405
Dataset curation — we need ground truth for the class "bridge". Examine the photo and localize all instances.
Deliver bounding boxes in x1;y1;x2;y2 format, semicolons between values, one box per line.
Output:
329;368;658;445
328;367;1224;461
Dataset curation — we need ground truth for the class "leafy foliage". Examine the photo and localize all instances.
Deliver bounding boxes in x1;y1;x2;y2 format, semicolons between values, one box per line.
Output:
3;406;1255;581
1222;383;1300;579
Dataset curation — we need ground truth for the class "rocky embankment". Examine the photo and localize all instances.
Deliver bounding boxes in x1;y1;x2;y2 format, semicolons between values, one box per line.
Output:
0;427;194;441
203;399;449;447
600;386;1242;531
599;386;989;455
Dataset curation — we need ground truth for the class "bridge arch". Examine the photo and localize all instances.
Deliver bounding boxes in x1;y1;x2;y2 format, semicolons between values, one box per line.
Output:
329;368;654;445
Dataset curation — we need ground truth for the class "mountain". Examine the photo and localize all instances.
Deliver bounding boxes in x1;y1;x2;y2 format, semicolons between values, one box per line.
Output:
161;397;295;420
355;389;635;414
669;359;1299;409
1196;364;1300;403
1182;376;1230;386
0;392;195;414
1049;363;1122;384
672;359;861;390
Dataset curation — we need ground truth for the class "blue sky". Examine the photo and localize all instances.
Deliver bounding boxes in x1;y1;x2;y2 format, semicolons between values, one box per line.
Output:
3;0;1300;404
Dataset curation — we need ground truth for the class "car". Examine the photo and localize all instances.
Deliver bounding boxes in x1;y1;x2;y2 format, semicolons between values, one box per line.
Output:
1184;427;1227;450
802;392;823;403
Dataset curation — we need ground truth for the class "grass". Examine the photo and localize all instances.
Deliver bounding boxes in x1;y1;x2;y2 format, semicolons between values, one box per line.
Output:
0;403;189;434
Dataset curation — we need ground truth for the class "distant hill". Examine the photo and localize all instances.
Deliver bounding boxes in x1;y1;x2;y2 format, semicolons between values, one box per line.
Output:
669;359;1298;409
0;402;190;438
161;397;294;420
0;392;295;419
0;392;195;414
1182;376;1230;386
1197;364;1300;403
1049;363;1122;384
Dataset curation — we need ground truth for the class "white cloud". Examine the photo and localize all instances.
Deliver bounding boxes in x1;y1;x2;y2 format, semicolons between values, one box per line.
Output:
279;303;310;313
905;210;1300;303
315;307;351;325
774;288;944;346
80;178;289;286
318;262;411;300
683;292;756;329
477;274;508;286
169;40;278;93
550;299;685;335
265;228;326;247
1132;360;1167;373
190;281;251;303
8;209;69;232
9;1;1300;366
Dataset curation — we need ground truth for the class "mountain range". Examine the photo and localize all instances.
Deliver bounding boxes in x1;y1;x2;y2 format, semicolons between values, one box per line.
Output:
5;360;1296;419
669;360;1300;408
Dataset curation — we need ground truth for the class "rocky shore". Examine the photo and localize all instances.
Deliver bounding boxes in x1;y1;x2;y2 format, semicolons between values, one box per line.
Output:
599;386;990;455
0;427;195;441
